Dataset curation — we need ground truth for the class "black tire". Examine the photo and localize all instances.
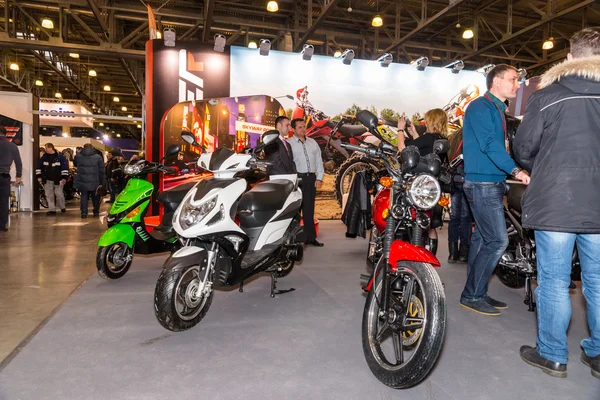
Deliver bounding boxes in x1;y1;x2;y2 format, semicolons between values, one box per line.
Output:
96;243;133;280
154;266;214;332
39;192;48;208
335;155;381;205
494;264;526;288
362;262;446;389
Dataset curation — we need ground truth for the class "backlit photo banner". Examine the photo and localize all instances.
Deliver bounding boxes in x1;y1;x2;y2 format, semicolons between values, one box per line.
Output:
229;47;487;123
161;95;285;190
0;114;23;145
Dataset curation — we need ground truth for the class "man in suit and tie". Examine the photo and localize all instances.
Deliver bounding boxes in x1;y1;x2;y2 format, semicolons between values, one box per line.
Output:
264;116;296;175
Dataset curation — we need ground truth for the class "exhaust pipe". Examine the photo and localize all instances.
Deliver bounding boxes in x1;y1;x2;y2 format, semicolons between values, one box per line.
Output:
285;244;304;262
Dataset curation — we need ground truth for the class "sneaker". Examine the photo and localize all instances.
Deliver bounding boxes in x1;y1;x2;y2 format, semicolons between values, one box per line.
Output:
460;297;501;316
520;345;567;378
581;351;600;379
61;208;66;213
47;211;57;215
484;295;508;309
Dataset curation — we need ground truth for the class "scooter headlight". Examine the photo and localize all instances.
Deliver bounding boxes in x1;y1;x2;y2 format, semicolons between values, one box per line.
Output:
407;174;441;210
178;196;217;230
124;164;143;175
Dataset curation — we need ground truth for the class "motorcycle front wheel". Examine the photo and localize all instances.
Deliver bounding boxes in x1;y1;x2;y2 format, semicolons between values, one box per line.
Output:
362;262;446;389
96;243;133;280
154;265;213;332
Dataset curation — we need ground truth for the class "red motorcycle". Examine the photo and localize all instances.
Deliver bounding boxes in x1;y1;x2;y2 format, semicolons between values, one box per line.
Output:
292;86;368;173
343;110;447;389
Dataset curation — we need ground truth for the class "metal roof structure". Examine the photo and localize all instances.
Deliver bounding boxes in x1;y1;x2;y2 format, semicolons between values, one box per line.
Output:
1;0;599;139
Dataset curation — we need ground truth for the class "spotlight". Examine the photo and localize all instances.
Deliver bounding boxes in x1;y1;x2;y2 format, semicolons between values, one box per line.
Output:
341;49;355;65
517;68;528;80
41;17;54;29
163;27;176;47
377;53;393;67
259;39;271;56
88;69;97;77
445;60;464;74
412;56;429;71
214;33;226;52
248;41;258;49
301;44;314;61
476;64;495;76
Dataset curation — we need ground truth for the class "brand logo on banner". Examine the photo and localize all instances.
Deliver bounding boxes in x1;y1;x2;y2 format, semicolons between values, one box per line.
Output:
0;114;23;146
179;50;204;102
235;120;273;134
39;102;93;128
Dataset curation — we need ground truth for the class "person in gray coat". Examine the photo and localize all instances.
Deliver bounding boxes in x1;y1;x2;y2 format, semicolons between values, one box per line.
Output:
74;143;105;218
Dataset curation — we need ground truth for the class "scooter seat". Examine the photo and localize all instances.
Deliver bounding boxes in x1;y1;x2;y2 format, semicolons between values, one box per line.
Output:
239;179;294;211
157;182;197;205
507;182;526;212
337;124;368;138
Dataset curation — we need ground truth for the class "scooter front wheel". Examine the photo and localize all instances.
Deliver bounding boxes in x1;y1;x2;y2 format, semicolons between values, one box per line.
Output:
96;243;133;280
154;265;214;332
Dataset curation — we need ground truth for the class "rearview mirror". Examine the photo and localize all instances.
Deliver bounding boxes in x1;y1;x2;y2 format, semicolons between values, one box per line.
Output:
356;110;378;131
181;130;200;146
164;144;180;159
433;139;450;155
262;130;280;145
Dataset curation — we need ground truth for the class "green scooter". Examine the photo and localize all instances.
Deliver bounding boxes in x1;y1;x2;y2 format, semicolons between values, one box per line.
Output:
96;144;196;279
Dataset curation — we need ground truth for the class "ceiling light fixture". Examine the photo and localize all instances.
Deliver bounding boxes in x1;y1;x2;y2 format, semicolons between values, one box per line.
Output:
259;39;271;56
214;33;226;52
35;79;44;86
9;62;19;71
117;134;121;138
127;114;132;118
99;122;104;127
341;49;355;65
103;134;109;140
248;41;258;49
137;124;141;128
301;44;314;61
156;31;162;39
266;1;278;12
69;53;79;59
445;60;465;74
372;15;383;27
462;29;474;39
333;50;342;58
88;69;97;77
542;37;554;50
476;64;496;76
55;91;62;98
62;132;69;137
113;97;120;102
103;85;111;91
377;53;393;67
41;17;54;29
412;56;429;71
121;106;127;111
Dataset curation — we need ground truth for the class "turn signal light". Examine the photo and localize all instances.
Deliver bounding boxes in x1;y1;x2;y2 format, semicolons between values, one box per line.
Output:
438;196;450;207
382;208;390;220
379;177;393;188
126;206;141;219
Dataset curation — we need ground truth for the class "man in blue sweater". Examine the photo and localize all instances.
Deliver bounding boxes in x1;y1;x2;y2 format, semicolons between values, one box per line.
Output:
460;64;530;316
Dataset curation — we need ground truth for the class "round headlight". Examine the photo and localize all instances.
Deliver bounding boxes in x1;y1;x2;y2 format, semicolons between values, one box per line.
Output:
407;174;441;210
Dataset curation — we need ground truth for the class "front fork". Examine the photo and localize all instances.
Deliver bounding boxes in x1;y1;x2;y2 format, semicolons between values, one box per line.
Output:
196;242;218;298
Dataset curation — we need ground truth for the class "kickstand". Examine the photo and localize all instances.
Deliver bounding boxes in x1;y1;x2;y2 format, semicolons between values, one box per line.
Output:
524;276;536;312
239;280;244;293
270;273;295;298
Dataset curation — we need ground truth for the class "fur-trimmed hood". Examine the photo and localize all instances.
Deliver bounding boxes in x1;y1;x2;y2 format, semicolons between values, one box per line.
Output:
539;55;600;89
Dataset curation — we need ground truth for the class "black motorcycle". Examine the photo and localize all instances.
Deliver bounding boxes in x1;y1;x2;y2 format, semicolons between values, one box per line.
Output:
494;181;581;311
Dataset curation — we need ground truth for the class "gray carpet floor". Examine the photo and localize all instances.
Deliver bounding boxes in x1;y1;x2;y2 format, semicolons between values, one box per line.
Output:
1;221;598;399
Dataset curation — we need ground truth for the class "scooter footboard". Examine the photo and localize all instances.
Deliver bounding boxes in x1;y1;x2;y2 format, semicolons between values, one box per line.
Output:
163;246;208;271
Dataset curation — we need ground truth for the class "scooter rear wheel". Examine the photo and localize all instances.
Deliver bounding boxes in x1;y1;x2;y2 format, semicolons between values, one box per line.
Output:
96;243;133;280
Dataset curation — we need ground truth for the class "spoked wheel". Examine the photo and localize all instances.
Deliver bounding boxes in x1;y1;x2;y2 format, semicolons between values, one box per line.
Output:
39;190;48;208
362;262;446;389
335;156;381;205
96;243;133;280
154;265;214;332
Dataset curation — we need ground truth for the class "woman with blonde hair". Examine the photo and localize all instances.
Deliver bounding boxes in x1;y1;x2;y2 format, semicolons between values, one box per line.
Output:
397;108;448;153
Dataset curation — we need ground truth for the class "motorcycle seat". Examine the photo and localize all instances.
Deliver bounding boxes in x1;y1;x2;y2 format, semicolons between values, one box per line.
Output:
507;182;526;212
157;182;197;205
337;124;368;138
239;179;294;211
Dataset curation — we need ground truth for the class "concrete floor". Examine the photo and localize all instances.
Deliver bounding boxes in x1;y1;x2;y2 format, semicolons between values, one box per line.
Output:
0;214;598;399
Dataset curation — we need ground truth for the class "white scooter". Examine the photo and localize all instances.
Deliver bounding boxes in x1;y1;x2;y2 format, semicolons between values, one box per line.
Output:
153;130;305;332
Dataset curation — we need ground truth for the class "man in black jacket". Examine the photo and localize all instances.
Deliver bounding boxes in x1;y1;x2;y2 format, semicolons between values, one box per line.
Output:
263;116;296;175
74;144;105;218
105;148;122;203
514;27;600;379
36;142;69;215
0;126;22;232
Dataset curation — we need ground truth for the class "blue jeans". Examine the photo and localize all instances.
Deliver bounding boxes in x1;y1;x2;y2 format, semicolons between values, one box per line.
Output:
448;184;472;246
535;231;600;364
80;190;100;215
461;181;508;300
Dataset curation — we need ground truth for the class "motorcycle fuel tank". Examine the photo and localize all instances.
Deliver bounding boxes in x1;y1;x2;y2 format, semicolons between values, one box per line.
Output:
372;188;390;233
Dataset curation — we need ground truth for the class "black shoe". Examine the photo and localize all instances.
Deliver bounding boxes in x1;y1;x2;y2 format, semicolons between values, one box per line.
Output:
520;345;567;378
458;245;469;264
448;242;459;264
484;295;508;309
306;240;324;247
581;351;600;379
47;211;57;215
61;208;66;213
81;213;87;219
460;298;501;316
93;212;100;217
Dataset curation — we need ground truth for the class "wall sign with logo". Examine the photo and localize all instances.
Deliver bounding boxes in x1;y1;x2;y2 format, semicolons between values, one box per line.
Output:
0;114;24;145
39;102;94;128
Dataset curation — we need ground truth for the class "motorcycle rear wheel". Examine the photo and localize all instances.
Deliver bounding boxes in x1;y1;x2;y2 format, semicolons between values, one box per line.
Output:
96;243;133;280
362;262;446;389
154;265;213;332
494;264;526;289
